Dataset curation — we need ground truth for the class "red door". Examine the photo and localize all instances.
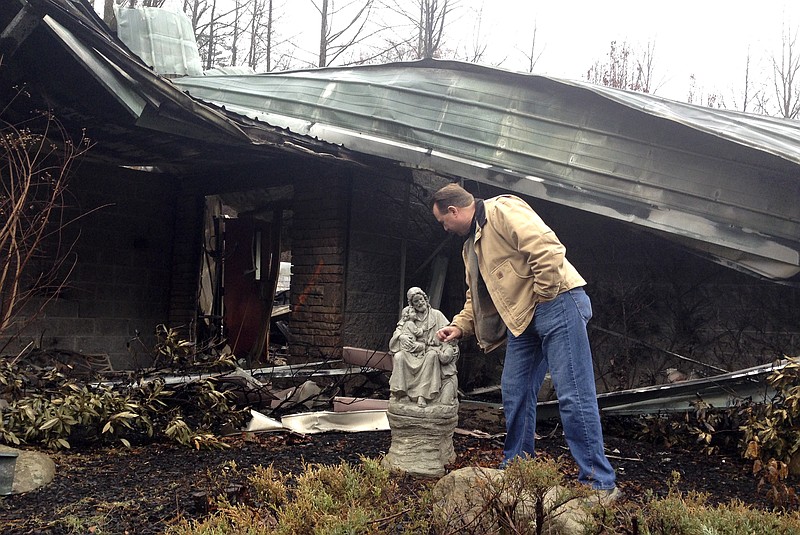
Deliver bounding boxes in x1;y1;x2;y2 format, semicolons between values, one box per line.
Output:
222;217;276;360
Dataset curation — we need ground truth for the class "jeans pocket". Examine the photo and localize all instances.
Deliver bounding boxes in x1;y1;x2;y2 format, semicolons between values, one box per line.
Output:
570;289;593;323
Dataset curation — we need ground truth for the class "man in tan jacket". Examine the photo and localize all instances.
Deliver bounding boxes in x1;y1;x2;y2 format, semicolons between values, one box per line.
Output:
433;183;617;495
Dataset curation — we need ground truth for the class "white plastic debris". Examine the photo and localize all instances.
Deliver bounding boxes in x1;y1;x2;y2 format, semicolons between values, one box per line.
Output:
281;410;389;434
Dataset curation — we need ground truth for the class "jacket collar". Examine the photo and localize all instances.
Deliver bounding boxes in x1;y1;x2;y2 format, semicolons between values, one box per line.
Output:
470;198;486;240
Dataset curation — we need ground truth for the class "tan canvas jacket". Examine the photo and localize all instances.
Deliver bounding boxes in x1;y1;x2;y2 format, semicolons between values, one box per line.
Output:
450;195;586;351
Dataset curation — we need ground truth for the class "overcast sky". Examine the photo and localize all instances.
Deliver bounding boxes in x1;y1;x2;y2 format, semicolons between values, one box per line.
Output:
457;0;798;101
273;0;798;103
105;0;798;104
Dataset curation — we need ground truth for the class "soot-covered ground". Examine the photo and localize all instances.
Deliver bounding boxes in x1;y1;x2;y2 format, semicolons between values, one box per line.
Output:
0;402;773;534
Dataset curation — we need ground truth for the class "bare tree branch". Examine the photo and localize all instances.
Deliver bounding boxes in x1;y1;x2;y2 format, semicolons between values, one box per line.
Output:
1;102;94;353
771;21;800;118
586;39;662;94
379;0;460;59
522;20;544;73
311;0;378;67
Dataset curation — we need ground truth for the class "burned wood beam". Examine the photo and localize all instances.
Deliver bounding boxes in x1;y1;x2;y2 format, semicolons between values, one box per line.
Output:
0;1;41;59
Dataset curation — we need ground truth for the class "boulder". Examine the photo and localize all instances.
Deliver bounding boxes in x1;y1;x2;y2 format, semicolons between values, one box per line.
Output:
0;445;56;494
432;466;592;534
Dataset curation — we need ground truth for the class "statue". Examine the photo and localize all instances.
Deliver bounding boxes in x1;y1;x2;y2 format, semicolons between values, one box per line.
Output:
383;287;460;477
389;287;459;407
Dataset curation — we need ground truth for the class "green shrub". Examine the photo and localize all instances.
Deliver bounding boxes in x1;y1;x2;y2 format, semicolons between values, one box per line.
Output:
640;489;800;535
168;457;433;535
166;454;800;535
0;328;247;450
740;357;800;509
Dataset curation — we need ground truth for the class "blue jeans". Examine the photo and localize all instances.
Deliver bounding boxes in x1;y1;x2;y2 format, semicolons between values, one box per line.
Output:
500;287;616;490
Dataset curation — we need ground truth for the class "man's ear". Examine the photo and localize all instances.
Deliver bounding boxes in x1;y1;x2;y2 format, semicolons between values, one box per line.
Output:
448;205;458;215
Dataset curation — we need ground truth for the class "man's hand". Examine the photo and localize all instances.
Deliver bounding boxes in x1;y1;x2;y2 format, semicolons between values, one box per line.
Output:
436;325;462;343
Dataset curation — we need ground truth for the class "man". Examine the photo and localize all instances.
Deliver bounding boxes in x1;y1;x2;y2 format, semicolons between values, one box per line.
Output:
432;183;617;495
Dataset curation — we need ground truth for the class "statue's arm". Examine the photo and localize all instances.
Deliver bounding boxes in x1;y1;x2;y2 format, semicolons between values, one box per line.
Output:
389;324;405;352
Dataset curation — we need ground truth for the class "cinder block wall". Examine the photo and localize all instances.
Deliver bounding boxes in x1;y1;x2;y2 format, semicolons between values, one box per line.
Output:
342;171;456;352
527;197;800;390
342;175;408;351
2;165;177;369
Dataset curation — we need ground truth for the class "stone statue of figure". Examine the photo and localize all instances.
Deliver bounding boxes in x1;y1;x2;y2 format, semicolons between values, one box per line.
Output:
389;287;459;407
384;287;460;477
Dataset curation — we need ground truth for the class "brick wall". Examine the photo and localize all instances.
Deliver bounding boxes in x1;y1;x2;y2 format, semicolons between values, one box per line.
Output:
288;174;349;359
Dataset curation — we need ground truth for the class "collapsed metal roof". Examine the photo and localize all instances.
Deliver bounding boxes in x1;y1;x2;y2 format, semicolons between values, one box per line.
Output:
0;0;361;172
172;62;800;282
2;1;799;283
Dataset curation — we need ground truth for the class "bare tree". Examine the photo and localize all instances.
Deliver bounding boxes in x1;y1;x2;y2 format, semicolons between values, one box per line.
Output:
243;0;297;71
457;3;488;64
380;0;459;60
182;0;241;70
727;48;766;113
586;40;660;94
420;0;452;59
183;0;209;31
246;0;271;70
203;0;219;70
311;0;377;67
686;74;725;109
734;49;753;112
771;22;800;118
637;40;658;94
230;0;243;66
0;101;92;353
521;20;544;73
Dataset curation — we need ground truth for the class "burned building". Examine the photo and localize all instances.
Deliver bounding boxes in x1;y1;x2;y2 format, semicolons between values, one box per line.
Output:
1;0;798;393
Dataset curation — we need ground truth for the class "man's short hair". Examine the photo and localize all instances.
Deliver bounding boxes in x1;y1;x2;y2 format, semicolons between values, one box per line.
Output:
431;183;474;212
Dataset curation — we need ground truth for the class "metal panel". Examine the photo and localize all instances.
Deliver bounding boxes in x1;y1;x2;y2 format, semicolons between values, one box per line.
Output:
114;6;203;77
174;61;800;281
0;0;352;172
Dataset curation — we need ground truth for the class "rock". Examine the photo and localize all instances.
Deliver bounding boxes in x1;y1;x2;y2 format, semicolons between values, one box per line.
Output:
432;466;505;532
432;466;592;534
541;486;593;534
0;445;56;494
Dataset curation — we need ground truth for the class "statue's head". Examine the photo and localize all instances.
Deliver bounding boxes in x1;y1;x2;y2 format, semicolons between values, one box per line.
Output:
406;287;429;310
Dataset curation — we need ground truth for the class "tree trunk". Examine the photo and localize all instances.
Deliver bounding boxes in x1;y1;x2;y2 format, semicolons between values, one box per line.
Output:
103;0;115;29
205;0;218;71
319;0;328;67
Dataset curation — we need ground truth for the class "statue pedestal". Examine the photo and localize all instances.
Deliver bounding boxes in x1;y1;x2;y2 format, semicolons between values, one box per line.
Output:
382;399;459;478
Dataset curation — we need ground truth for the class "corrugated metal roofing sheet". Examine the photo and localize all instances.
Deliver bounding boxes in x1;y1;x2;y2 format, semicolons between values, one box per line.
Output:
0;0;355;171
173;60;800;281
